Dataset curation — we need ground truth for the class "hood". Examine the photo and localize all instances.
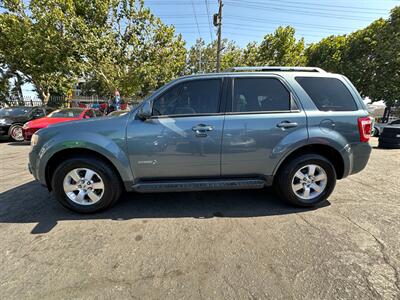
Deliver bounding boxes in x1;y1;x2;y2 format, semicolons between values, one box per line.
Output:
38;111;131;134
27;117;79;128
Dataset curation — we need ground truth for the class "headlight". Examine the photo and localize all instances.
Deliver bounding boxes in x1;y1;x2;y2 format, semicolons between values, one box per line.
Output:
23;122;30;129
0;118;6;125
31;133;39;147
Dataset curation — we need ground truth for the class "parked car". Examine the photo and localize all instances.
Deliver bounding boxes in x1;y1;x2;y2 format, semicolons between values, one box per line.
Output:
373;118;400;136
378;124;400;148
28;66;372;213
0;106;50;142
22;108;98;141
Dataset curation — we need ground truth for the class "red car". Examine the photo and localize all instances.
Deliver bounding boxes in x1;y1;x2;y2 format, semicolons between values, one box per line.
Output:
22;108;98;141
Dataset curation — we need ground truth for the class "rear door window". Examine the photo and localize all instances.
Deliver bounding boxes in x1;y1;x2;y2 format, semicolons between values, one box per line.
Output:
232;78;291;112
295;77;357;111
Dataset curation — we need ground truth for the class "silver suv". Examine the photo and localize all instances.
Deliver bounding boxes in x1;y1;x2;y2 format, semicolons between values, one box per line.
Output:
29;67;372;213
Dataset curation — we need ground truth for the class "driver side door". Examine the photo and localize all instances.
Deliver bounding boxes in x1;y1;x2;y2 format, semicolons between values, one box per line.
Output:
126;78;225;180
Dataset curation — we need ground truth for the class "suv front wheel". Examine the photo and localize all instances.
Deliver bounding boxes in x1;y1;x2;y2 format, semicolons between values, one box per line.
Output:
275;154;337;207
51;156;122;213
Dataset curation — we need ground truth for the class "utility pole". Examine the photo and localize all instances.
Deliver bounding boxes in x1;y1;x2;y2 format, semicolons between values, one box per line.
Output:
214;0;223;72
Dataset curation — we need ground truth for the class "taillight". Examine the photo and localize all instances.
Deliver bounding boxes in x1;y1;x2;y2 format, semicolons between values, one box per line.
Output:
358;117;372;142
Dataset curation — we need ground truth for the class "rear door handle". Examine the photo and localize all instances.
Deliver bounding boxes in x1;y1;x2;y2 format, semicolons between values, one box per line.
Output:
277;121;298;129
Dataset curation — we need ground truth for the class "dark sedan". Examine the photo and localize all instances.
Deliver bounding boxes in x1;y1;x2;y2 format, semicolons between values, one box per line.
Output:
0;106;49;141
373;118;400;137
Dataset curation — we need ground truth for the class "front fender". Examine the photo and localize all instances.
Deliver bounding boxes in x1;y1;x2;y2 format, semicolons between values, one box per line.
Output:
37;131;134;189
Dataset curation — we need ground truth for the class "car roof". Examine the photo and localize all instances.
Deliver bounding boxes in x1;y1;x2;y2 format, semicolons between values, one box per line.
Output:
177;71;342;80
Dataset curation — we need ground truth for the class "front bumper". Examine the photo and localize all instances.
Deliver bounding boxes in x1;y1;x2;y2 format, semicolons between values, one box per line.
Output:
23;128;39;141
28;147;43;184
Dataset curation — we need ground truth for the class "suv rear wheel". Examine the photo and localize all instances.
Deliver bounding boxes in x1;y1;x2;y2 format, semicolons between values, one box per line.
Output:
51;156;122;213
275;154;336;207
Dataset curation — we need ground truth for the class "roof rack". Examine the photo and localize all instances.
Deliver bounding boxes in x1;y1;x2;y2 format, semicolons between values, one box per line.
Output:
225;66;326;73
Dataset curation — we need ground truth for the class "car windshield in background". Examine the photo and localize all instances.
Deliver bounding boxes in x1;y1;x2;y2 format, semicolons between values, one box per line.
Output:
0;107;31;117
47;109;83;118
108;110;129;117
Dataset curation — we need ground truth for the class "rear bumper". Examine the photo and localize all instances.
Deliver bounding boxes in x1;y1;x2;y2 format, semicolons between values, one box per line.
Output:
347;142;372;176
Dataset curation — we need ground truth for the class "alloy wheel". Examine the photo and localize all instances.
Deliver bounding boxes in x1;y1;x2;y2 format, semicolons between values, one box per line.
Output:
63;168;105;205
291;164;327;201
10;125;24;141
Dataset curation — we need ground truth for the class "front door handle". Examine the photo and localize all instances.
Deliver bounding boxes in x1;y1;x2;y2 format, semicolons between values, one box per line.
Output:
192;124;213;132
277;121;298;129
192;124;213;137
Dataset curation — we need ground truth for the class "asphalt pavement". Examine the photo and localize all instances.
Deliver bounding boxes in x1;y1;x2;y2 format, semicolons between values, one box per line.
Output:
0;138;399;299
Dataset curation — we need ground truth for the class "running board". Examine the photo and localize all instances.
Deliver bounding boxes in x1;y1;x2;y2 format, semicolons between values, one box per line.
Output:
132;178;266;193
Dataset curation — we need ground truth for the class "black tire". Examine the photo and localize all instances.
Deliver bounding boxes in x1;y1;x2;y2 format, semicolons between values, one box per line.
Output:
381;128;400;138
275;154;337;207
51;156;122;213
8;123;24;142
372;127;380;137
378;141;400;149
378;137;400;144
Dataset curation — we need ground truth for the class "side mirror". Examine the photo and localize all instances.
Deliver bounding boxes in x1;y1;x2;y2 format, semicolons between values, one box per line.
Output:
137;101;152;120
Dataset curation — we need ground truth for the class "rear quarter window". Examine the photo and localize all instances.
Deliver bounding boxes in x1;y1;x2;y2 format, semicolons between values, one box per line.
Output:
295;77;358;111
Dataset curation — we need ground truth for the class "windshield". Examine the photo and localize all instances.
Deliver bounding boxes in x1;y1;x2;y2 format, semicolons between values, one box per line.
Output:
47;109;83;118
0;107;31;117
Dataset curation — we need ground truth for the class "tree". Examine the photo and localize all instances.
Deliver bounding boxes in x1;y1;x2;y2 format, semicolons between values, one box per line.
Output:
79;0;187;98
0;0;86;103
0;67;11;104
304;7;400;107
258;26;306;66
305;35;347;73
186;38;243;74
242;42;260;66
0;0;187;102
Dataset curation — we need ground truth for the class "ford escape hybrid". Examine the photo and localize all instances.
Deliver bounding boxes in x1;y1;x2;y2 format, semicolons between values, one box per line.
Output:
28;66;372;213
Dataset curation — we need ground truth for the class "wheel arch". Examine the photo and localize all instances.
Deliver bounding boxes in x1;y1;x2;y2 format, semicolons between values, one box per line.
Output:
273;143;346;180
45;148;125;191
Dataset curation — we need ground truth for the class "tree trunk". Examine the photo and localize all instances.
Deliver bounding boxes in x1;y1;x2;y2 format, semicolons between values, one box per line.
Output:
42;90;50;106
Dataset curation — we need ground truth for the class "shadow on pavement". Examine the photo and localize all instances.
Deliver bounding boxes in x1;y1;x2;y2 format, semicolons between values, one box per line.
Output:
7;141;30;146
0;181;330;234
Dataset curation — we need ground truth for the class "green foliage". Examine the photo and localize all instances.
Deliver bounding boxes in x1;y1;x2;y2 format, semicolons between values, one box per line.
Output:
258;26;306;66
186;38;243;73
305;35;347;73
0;1;398;107
305;6;400;106
0;0;186;101
0;68;11;104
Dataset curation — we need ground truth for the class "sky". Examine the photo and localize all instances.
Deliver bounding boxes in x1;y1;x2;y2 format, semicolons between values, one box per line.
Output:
15;0;400;97
144;0;399;47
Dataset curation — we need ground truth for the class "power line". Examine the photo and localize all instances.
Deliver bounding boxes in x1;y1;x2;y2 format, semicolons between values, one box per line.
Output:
191;0;203;71
191;0;202;39
146;0;390;14
223;1;376;21
204;0;214;43
243;0;389;13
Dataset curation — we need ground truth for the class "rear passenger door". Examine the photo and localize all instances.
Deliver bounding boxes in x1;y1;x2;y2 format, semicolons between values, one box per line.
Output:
221;76;307;177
